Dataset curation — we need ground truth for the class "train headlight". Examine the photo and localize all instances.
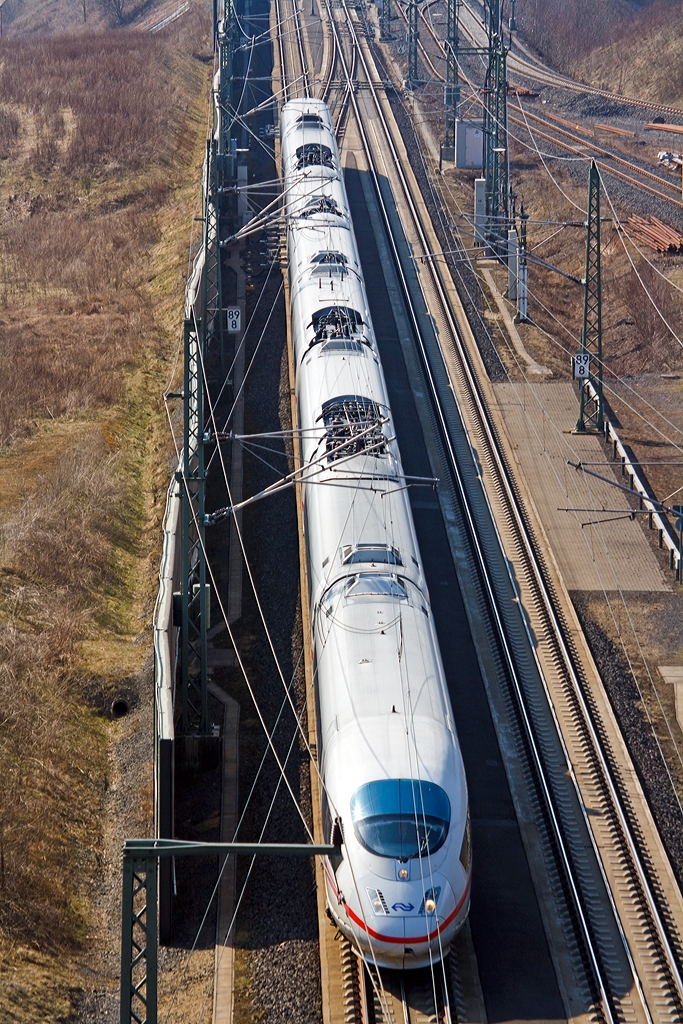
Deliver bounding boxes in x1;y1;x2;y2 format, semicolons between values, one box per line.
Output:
424;898;437;914
398;867;409;880
372;898;383;914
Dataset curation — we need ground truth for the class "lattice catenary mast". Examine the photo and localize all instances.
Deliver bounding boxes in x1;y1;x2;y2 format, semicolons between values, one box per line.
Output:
576;160;603;432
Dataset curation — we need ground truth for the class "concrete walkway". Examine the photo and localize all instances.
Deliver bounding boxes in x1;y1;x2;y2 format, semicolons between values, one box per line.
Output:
495;381;670;592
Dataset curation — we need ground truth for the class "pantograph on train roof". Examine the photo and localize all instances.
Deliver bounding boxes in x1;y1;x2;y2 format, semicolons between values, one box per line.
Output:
295;143;334;170
319;394;388;463
310;304;364;341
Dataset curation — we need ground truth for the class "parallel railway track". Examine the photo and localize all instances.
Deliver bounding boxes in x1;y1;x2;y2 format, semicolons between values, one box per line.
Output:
273;2;683;1021
399;0;683;212
458;0;683;120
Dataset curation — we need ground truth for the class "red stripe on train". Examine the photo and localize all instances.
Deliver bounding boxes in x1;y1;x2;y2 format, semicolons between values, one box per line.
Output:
344;874;471;945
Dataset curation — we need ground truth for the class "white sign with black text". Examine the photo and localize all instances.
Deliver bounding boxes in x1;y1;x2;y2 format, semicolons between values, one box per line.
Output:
225;307;242;333
572;352;590;379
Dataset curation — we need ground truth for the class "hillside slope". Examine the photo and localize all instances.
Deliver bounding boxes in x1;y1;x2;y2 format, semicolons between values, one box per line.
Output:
576;3;683;106
0;10;212;1020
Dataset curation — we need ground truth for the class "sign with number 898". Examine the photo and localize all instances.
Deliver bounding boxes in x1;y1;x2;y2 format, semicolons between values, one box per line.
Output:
226;307;242;333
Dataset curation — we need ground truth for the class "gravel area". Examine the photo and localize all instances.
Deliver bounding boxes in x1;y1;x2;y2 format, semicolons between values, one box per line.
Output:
572;593;683;890
220;277;322;1024
207;14;323;1015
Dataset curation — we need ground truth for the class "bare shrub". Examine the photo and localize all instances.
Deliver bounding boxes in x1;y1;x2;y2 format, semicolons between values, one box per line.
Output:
97;0;127;23
0;202;161;445
0;304;148;446
3;434;125;594
519;0;616;69
611;264;683;374
0;434;127;949
0;617;104;950
0;108;20;160
3;208;160;295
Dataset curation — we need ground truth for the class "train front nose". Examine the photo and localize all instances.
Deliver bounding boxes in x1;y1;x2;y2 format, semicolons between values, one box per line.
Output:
339;874;468;969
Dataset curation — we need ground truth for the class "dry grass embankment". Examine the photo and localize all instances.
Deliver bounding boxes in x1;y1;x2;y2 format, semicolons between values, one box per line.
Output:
518;0;683;106
0;11;212;1020
576;1;683;107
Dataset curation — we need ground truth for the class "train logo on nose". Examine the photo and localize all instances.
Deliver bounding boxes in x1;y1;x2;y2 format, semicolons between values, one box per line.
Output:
391;902;414;912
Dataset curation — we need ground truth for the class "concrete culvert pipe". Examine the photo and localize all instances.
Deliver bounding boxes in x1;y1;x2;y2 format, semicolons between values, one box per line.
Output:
111;698;129;719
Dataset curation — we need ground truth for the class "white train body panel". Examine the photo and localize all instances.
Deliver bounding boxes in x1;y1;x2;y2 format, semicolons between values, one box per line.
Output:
281;99;470;969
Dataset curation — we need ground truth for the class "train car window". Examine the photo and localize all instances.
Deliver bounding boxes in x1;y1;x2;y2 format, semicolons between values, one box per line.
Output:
311;251;348;265
344;574;407;599
295;143;334;169
350;779;451;859
296;113;325;128
299;196;342;217
320;395;386;461
342;544;403;566
311;252;348;278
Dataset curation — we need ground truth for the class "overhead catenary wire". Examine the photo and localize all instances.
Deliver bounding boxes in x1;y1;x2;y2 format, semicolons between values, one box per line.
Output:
160;10;397;1022
401;83;683;1011
432;201;683;809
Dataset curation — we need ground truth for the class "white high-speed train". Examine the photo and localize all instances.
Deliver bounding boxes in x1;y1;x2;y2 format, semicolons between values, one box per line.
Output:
281;98;471;970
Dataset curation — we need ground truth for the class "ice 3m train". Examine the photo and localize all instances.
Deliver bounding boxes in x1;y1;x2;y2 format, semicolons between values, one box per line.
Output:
281;98;471;970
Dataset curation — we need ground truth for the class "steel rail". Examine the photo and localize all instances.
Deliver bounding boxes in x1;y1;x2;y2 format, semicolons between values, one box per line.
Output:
292;0;311;95
379;19;683;1015
457;0;683;119
398;23;683;1016
274;0;290;101
325;4;615;1020
274;0;309;99
407;2;683;211
360;963;452;1024
320;9;338;102
331;3;683;1020
510;104;683;197
508;110;683;210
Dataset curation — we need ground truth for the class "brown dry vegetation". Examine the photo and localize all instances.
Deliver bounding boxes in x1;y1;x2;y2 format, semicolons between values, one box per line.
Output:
2;0;176;37
518;0;683;105
0;10;212;1020
577;1;683;105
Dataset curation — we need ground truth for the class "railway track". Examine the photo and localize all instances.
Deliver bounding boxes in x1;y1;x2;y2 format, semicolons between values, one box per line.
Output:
274;0;309;99
399;0;683;212
273;2;683;1021
458;0;683;120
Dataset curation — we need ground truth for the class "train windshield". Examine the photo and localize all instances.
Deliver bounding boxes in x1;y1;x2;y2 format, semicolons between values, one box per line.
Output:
350;779;450;859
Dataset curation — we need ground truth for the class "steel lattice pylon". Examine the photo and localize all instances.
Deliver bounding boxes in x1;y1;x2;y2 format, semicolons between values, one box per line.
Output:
217;1;235;166
178;315;209;736
380;0;391;41
576;161;603;432
120;857;157;1024
444;0;460;147
484;45;508;247
203;139;225;377
407;0;419;85
120;842;338;1024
